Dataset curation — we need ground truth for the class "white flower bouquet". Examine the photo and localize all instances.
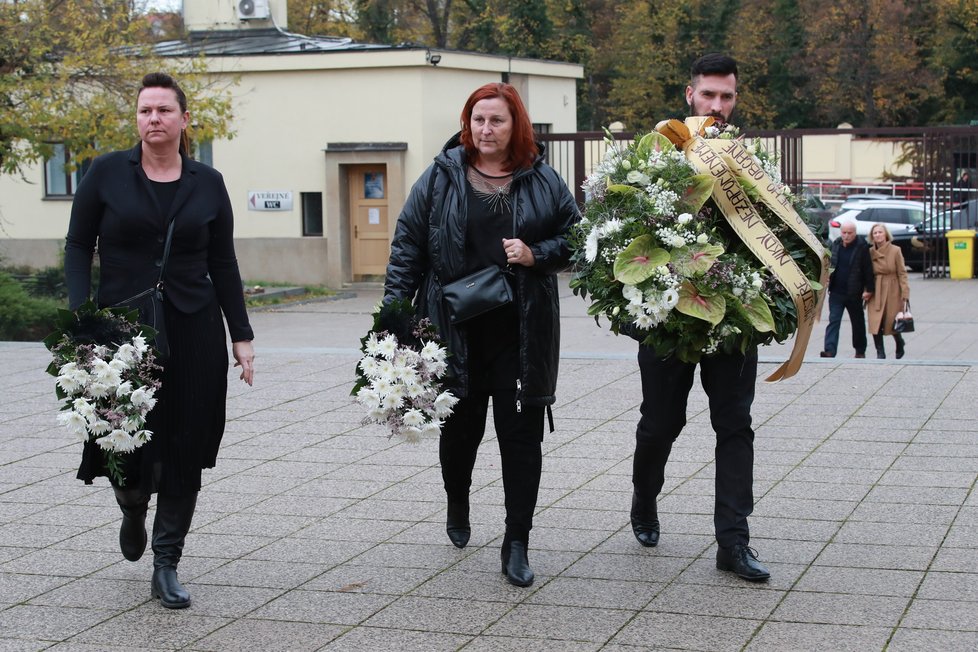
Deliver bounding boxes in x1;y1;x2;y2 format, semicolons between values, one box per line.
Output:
571;125;825;364
44;301;161;485
353;298;458;442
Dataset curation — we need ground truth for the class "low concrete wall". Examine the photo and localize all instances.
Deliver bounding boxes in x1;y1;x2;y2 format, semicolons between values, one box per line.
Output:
234;238;330;286
1;237;332;288
0;239;64;269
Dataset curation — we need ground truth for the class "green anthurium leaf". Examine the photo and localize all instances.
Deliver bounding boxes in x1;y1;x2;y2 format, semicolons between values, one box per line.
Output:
676;282;726;325
635;131;675;158
735;294;776;333
679;174;716;213
670;243;724;276
613;235;671;285
808;278;823;291
607;183;641;195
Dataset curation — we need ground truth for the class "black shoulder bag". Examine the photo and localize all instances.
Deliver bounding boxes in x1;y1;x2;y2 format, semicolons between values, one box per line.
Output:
439;172;515;324
112;218;175;360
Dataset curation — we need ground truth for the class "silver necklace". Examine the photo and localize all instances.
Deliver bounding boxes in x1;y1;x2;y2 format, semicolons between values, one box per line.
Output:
467;165;512;213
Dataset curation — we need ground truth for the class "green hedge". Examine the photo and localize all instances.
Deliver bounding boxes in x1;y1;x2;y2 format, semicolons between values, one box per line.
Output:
0;271;62;341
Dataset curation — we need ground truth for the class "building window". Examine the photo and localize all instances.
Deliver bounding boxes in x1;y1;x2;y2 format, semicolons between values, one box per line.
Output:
194;139;213;167
302;192;323;236
44;144;87;197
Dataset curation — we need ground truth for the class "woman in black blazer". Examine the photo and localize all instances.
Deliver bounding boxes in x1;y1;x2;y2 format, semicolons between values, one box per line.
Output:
64;72;255;609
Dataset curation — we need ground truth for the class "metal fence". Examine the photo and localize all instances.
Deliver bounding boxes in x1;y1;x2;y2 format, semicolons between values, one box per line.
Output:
539;125;978;278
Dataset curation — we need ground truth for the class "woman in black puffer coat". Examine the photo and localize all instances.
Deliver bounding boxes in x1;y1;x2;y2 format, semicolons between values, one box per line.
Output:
384;82;579;587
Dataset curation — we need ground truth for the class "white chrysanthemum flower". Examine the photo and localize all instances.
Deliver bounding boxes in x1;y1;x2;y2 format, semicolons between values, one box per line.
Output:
57;410;89;440
120;416;142;433
113;343;137;366
421;421;442;438
696;233;709;244
402;408;425;427
622;284;643;306
97;429;133;452
404;381;426;398
376;335;397;360
357;387;381;409
133;429;153;444
93;345;110;359
363;332;382;357
382;392;404;411
89;419;112;435
677;213;693;225
670;235;686;248
129;387;152;409
358;356;380;378
376;360;396;381
399;425;423;443
419;341;444;362
397;367;419;387
133;335;149;356
603;218;624;235
432;391;459;419
634;314;654;328
56;373;85;396
428;360;448;377
584;226;600;263
367;407;389;423
87;382;114;399
371;378;394;397
71;397;95;419
116;381;133;398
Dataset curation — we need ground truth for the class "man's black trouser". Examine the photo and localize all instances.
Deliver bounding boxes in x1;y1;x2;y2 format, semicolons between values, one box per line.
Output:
633;345;757;548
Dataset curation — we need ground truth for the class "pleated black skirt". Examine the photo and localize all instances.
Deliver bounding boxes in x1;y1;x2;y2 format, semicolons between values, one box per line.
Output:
77;297;229;495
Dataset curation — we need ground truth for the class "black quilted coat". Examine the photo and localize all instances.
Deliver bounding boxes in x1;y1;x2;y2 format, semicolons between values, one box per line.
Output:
384;134;580;407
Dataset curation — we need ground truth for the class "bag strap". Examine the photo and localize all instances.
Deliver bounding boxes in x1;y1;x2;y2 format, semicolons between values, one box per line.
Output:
156;218;177;291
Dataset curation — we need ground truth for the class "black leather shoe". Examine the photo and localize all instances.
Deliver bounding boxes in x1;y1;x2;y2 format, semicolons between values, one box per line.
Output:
151;566;191;609
854;352;866;359
632;520;660;547
716;545;771;582
501;541;534;587
819;351;835;358
446;500;470;549
630;493;660;547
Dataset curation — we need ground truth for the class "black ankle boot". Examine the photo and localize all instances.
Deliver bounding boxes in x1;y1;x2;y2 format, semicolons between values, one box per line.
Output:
894;334;905;359
501;540;534;587
113;487;149;562
151;566;190;609
630;492;660;547
446;499;470;549
873;334;886;359
151;492;197;609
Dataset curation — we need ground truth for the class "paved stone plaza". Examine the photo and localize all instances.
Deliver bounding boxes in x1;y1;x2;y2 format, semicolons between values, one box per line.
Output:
1;274;976;651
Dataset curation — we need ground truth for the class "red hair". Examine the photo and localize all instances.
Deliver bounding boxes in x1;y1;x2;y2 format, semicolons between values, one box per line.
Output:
459;83;539;171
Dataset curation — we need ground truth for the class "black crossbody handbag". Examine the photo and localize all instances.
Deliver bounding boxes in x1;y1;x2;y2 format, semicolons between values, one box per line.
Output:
111;218;176;360
439;173;516;324
442;264;514;324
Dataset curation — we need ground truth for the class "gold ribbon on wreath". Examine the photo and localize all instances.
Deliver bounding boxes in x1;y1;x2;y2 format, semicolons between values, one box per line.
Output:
656;117;829;382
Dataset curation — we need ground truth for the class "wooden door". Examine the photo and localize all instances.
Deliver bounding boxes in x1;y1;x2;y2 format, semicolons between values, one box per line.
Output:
349;165;390;277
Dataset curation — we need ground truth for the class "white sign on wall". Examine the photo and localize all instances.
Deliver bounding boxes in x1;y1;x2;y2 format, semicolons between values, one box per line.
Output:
247;190;293;211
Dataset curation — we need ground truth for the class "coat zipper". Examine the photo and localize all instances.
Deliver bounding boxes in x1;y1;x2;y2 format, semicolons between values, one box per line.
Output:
515;378;522;413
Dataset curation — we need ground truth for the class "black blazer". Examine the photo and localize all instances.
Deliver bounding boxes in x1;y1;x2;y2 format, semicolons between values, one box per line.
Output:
65;144;253;342
828;236;875;299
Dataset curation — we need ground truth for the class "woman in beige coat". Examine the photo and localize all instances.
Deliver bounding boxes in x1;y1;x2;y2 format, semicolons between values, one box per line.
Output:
867;223;910;358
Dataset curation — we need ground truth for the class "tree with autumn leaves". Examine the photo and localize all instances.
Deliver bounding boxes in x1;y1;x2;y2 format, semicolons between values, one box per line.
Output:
2;0;976;180
0;0;234;177
288;0;978;131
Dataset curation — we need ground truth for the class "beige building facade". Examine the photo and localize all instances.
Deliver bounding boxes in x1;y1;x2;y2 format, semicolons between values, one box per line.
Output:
0;0;582;287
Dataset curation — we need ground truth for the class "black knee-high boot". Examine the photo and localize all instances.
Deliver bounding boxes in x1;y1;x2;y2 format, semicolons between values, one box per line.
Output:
894;333;905;359
113;487;149;561
151;492;198;609
873;333;886;359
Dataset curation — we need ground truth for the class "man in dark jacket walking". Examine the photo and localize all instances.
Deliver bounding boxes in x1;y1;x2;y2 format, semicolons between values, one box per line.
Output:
820;220;874;358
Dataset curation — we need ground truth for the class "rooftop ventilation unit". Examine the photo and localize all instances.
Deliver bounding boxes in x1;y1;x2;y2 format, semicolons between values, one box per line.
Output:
237;0;270;20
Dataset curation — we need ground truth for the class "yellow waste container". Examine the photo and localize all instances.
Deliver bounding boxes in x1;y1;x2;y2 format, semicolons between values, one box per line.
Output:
947;229;976;279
